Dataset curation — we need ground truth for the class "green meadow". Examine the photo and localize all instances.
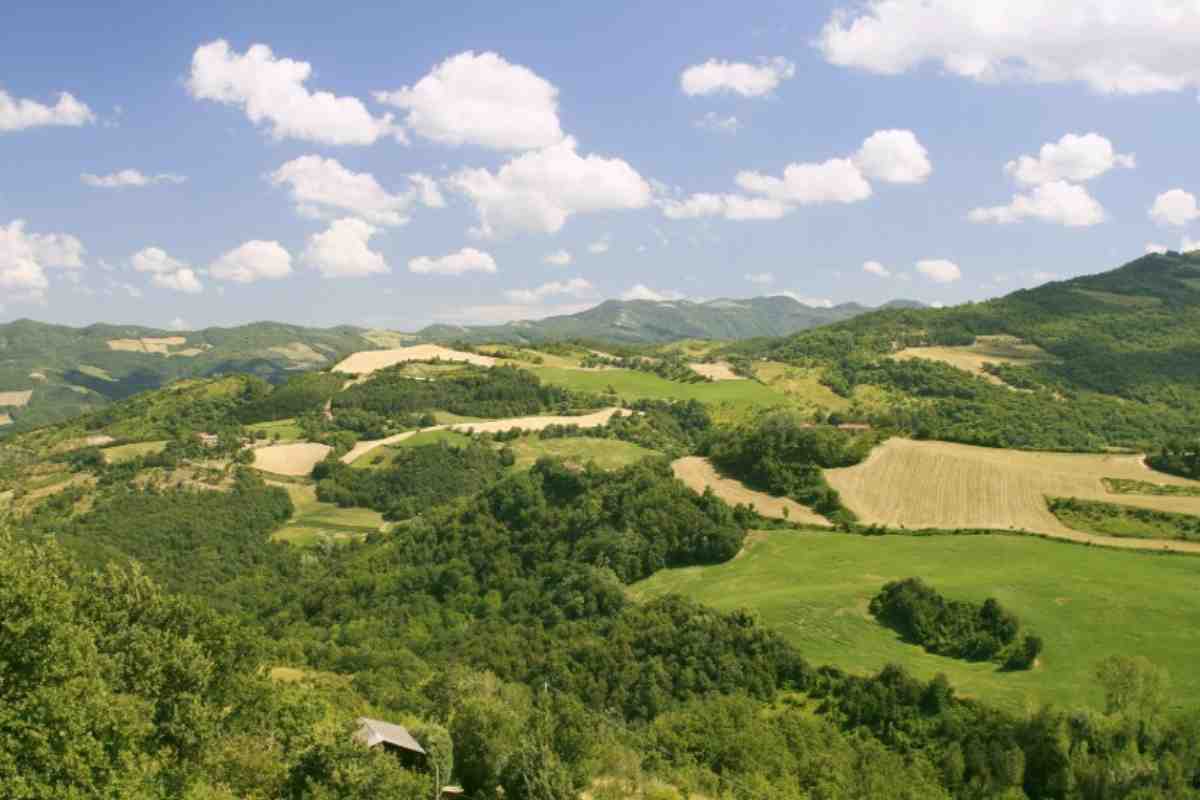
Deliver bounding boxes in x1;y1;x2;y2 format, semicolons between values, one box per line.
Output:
634;531;1200;713
531;366;786;409
101;440;168;463
246;417;305;442
508;436;657;470
271;483;386;547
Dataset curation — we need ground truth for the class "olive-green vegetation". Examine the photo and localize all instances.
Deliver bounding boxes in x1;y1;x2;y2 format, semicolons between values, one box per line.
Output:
507;436;657;470
531;365;786;405
1047;496;1200;542
1103;477;1200;497
271;483;385;547
236;372;345;424
0;319;372;434
704;411;876;524
1147;439;1200;480
635;531;1200;712
870;578;1042;670
246;417;306;442
733;251;1200;451
579;350;709;383
100;439;168;463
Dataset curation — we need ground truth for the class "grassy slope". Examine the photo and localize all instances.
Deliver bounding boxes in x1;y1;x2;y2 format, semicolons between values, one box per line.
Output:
271;483;385;546
509;436;657;470
634;531;1200;713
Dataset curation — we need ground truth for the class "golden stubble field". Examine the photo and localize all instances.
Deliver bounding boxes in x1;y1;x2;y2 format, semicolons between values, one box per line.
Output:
826;438;1200;553
671;456;831;527
332;345;496;376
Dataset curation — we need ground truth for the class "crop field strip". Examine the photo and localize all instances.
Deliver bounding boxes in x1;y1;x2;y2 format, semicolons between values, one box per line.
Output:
825;438;1200;553
671;456;830;527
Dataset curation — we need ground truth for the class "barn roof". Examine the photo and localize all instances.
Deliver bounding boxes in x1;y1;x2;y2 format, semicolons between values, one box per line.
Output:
353;718;426;755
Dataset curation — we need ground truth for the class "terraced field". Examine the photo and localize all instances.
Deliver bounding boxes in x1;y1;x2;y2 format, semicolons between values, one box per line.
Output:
826;439;1200;552
634;531;1200;712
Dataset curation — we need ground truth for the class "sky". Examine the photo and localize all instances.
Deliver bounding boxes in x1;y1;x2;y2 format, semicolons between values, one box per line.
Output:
3;0;1200;331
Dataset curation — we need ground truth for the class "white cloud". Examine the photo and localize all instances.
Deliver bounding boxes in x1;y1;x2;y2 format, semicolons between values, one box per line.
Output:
621;284;685;301
736;158;872;205
81;169;186;188
1;220;85;298
587;238;610;255
304;218;389;278
131;246;201;293
270;155;420;226
853;129;932;184
543;249;572;266
0;89;94;132
1182;236;1200;253
818;1;1200;95
375;51;563;151
187;40;398;145
968;180;1105;226
209;240;292;283
431;301;594;325
745;272;775;285
680;58;795;97
1145;242;1169;255
1005;133;1134;186
505;277;594;303
169;317;189;331
1149;189;1199;227
408;247;497;276
916;258;962;283
449;137;652;237
862;260;891;277
695;112;740;133
409;173;446;208
153;268;203;293
660;192;790;221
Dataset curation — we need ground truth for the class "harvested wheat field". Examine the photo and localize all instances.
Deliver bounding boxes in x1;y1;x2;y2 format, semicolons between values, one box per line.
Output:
0;390;33;407
688;362;743;381
671;456;831;527
826;438;1200;552
107;336;191;354
341;407;630;464
894;335;1052;386
332;345;496;376
253;442;332;476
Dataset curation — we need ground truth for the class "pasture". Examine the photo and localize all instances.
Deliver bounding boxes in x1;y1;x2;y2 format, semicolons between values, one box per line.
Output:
894;335;1053;385
633;531;1200;712
246;418;305;442
351;429;474;470
752;361;850;411
101;440;167;463
509;436;657;470
531;366;786;406
825;438;1200;553
271;483;386;547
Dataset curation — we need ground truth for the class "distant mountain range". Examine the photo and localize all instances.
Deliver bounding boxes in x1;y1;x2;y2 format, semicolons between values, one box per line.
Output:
0;295;923;433
416;295;928;344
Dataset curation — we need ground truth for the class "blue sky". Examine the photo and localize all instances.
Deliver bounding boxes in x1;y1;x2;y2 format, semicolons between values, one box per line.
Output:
3;0;1199;330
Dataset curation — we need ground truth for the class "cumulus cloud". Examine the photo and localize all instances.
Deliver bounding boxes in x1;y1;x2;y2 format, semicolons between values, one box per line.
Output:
131;246;202;293
587;238;610;255
1183;235;1200;253
543;249;572;266
270;155;429;226
862;260;891;277
853;129;932;184
818;1;1200;95
621;284;685;301
745;272;775;285
1145;242;1169;255
303;218;388;278
0;88;94;132
505;277;594;303
968;180;1105;226
449;137;652;237
1149;189;1199;227
1004;133;1134;186
409;173;446;208
209;240;292;283
376;51;563;151
187;40;398;145
695;112;740;134
680;58;795;97
408;247;497;276
663;129;929;223
0;220;85;298
168;317;190;331
916;258;962;283
81;169;186;188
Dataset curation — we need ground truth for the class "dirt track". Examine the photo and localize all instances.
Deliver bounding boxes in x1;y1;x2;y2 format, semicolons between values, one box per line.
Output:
671;457;831;526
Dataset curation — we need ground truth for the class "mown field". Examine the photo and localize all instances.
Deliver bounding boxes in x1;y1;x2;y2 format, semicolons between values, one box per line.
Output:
634;531;1200;712
508;436;657;470
270;483;385;547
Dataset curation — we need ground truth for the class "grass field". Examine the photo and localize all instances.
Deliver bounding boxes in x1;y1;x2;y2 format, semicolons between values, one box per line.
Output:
633;531;1200;712
894;335;1053;385
1048;497;1200;542
532;366;787;408
509;436;657;470
246;418;305;442
753;362;850;411
271;483;386;547
101;440;167;463
351;429;475;469
826;438;1200;552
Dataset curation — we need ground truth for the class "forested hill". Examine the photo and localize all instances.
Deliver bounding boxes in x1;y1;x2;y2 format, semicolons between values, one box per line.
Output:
752;250;1200;411
418;295;927;344
0;320;375;433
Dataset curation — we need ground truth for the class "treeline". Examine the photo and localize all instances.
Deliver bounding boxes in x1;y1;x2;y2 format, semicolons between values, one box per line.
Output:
704;410;873;523
1147;440;1200;480
236;371;345;423
870;578;1042;670
1048;496;1200;543
314;441;508;520
333;365;578;419
530;398;712;458
580;351;709;383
